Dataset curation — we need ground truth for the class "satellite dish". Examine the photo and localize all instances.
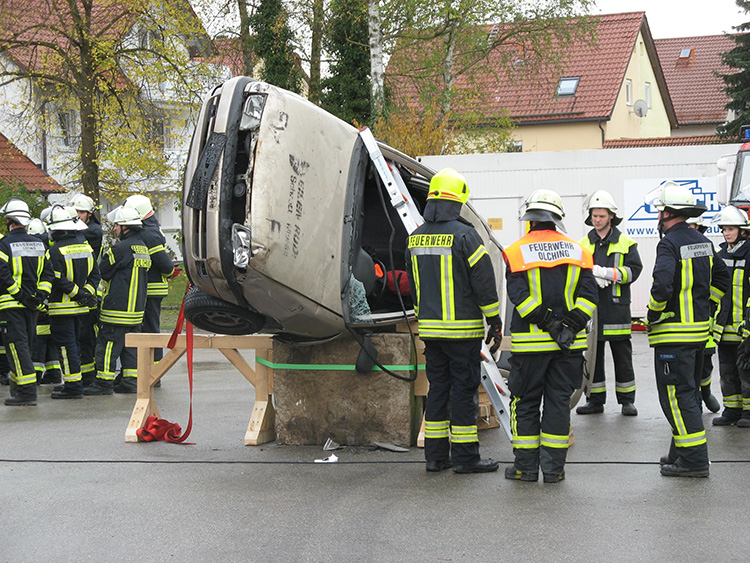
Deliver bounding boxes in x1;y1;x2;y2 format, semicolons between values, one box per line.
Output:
633;99;648;118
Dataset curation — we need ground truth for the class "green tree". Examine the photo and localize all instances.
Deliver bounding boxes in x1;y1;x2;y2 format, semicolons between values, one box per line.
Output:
248;0;302;93
0;0;221;206
377;0;596;155
718;1;750;138
0;179;46;218
321;0;371;124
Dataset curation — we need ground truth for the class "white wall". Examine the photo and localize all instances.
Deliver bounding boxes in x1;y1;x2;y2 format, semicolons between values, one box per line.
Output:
421;144;742;317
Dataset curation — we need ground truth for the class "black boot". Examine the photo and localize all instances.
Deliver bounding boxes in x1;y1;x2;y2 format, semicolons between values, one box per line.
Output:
703;393;721;413
81;372;95;388
453;458;499;474
425;459;453;472
737;412;750;428
5;383;37;406
0;372;9;385
621;403;638;416
40;370;62;385
504;465;539;482
576;401;604;414
51;381;83;400
712;408;742;426
83;378;114;396
114;376;137;394
660;463;709;478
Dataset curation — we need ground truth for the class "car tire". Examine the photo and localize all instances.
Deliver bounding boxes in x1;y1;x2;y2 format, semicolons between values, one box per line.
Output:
183;287;265;335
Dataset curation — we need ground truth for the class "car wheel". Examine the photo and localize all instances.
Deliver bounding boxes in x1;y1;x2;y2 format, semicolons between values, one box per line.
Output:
183;287;265;335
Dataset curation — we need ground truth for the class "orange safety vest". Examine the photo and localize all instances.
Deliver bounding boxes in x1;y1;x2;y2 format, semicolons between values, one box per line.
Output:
503;230;593;273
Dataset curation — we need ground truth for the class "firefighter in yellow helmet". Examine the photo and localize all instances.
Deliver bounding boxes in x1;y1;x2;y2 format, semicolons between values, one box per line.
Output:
503;189;598;483
645;181;729;477
405;168;502;474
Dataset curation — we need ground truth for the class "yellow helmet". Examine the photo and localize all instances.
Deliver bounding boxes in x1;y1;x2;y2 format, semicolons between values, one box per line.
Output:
427;168;469;204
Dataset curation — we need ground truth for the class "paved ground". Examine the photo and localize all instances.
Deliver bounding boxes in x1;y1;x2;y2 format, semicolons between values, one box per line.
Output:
1;332;749;562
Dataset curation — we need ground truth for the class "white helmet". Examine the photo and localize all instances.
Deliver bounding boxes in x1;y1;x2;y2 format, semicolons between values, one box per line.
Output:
1;198;31;226
710;205;749;227
40;206;54;224
585;190;622;226
123;194;153;220
47;205;87;231
27;218;47;236
520;189;566;231
70;193;97;213
106;205;142;226
646;181;706;217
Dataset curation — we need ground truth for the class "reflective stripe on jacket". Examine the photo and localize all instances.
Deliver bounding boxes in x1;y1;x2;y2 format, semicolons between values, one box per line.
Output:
580;227;642;340
405;206;500;340
48;233;100;316
715;239;750;343
0;228;53;310
99;230;151;326
504;228;598;354
647;222;730;346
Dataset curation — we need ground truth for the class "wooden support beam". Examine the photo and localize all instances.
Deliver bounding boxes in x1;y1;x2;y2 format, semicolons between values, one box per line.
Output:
124;332;276;446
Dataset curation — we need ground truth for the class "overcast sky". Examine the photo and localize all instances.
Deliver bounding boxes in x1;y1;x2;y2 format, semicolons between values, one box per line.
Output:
594;0;746;38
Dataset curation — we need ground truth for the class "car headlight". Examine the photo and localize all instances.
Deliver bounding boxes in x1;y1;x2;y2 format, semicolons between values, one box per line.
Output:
232;224;252;268
240;94;265;131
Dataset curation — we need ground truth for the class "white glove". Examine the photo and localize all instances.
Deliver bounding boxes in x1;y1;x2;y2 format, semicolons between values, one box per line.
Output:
595;276;611;289
593;264;616;282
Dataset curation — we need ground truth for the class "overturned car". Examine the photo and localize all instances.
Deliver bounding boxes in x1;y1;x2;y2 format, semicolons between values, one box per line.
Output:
181;77;504;340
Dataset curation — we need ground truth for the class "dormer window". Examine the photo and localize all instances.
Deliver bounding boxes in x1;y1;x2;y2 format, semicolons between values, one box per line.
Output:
677;47;694;66
555;76;579;97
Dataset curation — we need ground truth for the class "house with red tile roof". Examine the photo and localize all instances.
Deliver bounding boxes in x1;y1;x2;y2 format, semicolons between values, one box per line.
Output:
0;132;64;194
387;12;678;152
655;34;734;137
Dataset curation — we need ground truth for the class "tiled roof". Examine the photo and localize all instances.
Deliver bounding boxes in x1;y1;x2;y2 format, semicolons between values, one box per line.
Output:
0;133;64;193
655;35;735;126
387;12;674;126
603;134;729;148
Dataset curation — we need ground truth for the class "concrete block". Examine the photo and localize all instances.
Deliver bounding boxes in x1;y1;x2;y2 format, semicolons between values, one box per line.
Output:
273;334;420;446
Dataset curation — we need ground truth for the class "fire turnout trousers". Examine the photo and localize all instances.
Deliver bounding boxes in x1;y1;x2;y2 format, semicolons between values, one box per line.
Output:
78;309;98;379
699;349;716;401
49;315;83;384
94;323;139;382
589;338;636;405
0;308;39;387
717;343;750;416
142;297;164;363
32;332;61;382
654;344;709;469
508;351;582;475
423;339;481;465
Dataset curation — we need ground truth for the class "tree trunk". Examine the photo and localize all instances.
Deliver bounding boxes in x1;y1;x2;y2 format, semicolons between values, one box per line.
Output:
368;0;384;118
237;0;254;76
308;0;324;103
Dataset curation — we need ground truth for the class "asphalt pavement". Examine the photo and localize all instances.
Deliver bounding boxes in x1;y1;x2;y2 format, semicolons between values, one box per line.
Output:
1;332;749;562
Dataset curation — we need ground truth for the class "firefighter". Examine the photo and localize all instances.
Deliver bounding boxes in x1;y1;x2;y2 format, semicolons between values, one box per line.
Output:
43;206;100;399
711;205;750;426
686;216;722;413
577;190;642;416
405;168;502;474
27;217;63;385
120;195;174;393
0;198;54;406
503;190;597;483
69;194;103;387
84;206;151;396
646;182;729;477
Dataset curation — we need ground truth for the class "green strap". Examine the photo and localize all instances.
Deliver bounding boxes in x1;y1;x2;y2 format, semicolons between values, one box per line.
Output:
256;358;425;372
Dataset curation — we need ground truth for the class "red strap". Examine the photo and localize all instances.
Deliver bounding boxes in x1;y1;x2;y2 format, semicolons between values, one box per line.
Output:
138;284;195;445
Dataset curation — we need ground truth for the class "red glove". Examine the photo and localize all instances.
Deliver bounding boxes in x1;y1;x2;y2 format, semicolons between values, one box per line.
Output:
386;270;411;296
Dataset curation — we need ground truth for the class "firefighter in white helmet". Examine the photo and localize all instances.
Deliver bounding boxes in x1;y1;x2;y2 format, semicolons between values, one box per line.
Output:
0;198;54;406
577;190;642;416
503;189;598;483
121;194;174;392
84;207;151;396
69;193;103;387
685;215;722;413
405;168;502;474
645;181;729;477
711;205;750;427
